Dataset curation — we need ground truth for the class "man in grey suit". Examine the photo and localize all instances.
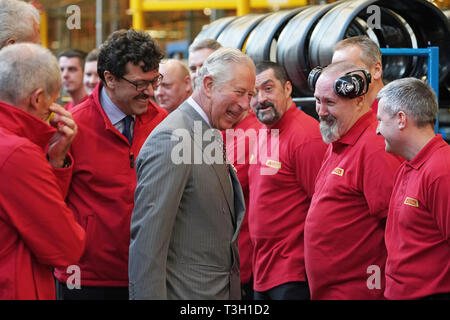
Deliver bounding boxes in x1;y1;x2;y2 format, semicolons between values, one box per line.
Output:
129;47;256;299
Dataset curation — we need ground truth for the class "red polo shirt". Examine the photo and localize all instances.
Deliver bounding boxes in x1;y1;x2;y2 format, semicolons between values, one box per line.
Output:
385;135;450;300
224;112;262;284
305;110;402;299
248;104;327;292
371;98;378;114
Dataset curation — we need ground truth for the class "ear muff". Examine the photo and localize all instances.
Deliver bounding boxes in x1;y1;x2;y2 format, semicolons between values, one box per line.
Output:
334;69;371;98
307;66;323;92
307;67;372;99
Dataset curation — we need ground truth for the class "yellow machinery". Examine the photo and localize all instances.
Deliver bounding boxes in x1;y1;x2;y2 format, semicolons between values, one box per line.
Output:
129;0;307;30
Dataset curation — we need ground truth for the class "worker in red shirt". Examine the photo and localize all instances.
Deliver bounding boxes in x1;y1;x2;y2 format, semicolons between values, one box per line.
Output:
224;109;262;300
54;29;167;300
305;61;402;299
59;49;88;110
332;35;384;114
248;61;327;299
376;77;450;300
0;43;85;300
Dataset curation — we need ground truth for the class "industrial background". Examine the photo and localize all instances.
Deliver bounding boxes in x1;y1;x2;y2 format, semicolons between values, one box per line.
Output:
32;0;450;141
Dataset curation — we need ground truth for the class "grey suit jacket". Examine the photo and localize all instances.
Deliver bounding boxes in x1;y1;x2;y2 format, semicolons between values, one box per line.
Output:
129;101;245;300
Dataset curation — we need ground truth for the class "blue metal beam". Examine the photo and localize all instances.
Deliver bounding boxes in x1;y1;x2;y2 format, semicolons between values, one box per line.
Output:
380;47;440;133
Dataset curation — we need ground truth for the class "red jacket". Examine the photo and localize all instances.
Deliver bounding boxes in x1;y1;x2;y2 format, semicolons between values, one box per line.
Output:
54;84;167;287
0;101;86;300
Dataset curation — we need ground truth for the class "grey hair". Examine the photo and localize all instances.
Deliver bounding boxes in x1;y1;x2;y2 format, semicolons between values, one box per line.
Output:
377;77;437;128
0;0;40;49
188;38;222;54
334;35;382;68
196;47;255;90
0;43;61;106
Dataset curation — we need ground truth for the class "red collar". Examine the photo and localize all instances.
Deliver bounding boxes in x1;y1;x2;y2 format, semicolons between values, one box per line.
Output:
265;102;297;131
0;101;55;150
334;110;376;147
407;135;447;170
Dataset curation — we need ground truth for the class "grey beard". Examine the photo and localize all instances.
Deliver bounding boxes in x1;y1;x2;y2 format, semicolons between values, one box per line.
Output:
319;115;340;144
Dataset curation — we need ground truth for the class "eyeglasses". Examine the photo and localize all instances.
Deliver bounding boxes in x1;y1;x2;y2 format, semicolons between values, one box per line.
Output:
118;73;163;91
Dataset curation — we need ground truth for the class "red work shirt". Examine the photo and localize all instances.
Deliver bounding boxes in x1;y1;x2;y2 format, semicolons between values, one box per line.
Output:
248;104;327;292
371;98;378;114
224;112;262;284
0;101;85;300
305;110;402;300
54;85;167;287
385;135;450;300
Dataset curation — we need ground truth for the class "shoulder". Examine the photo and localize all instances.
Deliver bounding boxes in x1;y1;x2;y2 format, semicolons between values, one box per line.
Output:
70;95;99;121
358;121;387;153
422;144;450;182
0;134;47;175
285;108;322;145
153;105;193;135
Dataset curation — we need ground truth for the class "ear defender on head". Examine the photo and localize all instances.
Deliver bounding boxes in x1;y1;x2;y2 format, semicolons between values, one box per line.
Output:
307;66;324;92
307;67;372;99
334;69;371;98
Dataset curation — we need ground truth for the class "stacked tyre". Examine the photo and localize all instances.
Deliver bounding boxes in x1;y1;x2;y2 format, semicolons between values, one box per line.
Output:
195;0;450;98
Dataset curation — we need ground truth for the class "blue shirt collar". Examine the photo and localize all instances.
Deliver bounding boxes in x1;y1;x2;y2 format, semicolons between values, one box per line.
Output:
100;86;127;126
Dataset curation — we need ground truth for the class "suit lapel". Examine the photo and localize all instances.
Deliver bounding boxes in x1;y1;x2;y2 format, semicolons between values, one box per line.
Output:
179;102;237;225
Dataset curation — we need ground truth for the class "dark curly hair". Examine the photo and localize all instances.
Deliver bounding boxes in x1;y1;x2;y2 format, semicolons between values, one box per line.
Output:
98;29;164;83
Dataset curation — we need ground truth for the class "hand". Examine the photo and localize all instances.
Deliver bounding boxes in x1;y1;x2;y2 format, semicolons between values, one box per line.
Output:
47;103;78;168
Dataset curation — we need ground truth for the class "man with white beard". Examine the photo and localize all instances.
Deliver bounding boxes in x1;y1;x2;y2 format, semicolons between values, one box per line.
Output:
304;61;402;300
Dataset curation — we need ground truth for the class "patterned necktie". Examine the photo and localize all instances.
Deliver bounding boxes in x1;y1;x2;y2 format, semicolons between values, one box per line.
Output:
222;137;228;165
122;115;133;144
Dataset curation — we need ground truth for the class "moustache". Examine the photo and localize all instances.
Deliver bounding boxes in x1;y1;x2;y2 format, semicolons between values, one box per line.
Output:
135;93;150;100
319;114;337;125
256;101;275;111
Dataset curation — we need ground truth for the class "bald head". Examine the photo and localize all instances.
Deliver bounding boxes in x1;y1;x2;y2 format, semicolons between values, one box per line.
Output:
321;61;361;79
314;62;369;144
155;59;192;113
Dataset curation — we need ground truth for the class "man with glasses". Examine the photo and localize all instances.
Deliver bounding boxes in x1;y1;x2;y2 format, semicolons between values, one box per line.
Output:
54;29;167;300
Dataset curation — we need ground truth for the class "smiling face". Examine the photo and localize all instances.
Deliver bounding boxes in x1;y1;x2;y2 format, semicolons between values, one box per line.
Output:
104;61;160;116
376;99;401;154
205;62;255;130
314;72;363;144
252;68;292;127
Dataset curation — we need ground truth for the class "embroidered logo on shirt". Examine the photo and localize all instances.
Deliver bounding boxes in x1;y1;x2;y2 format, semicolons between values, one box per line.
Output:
404;197;419;207
265;159;281;169
331;167;344;176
